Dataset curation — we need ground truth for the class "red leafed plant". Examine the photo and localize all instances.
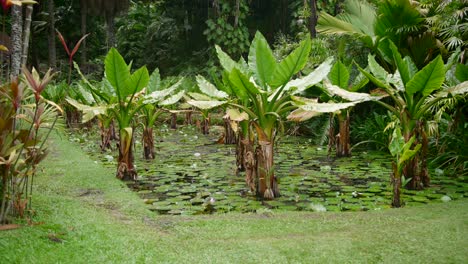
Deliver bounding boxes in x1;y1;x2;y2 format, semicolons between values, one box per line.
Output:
56;30;89;84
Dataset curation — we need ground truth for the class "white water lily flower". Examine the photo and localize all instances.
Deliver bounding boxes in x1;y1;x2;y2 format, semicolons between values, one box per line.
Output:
194;153;201;157
310;203;327;212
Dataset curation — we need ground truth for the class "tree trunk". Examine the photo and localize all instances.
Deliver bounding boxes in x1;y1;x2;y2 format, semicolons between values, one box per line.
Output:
336;111;351;157
10;4;22;77
419;121;430;187
142;127;155;159
223;116;236;144
256;138;279;199
241;137;256;193
47;0;56;69
117;129;137;181
98;120;112;152
21;5;33;67
106;15;116;49
391;162;402;208
404;123;424;190
236;133;245;173
201;116;210;135
80;0;87;67
308;0;317;38
185;111;193;125
170;113;177;129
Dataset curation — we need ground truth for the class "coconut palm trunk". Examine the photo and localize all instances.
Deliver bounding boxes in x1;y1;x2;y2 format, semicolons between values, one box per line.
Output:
142;127;155;159
336;111;351;157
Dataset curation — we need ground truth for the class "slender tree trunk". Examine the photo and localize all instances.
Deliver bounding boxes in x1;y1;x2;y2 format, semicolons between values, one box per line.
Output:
106;15;116;49
336;111;351;157
47;0;56;69
309;0;318;38
256;138;279;199
142;127;155;159
404;124;424;190
241;137;256;193
117;129;137;181
236;133;245;173
419;122;430;187
223;116;236;144
391;162;401;207
201;116;210;135
185;111;193;125
170;113;177;129
21;5;33;67
10;5;23;77
98;120;112;152
80;0;87;67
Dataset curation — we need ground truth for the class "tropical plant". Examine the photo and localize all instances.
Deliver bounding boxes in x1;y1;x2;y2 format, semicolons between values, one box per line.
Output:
358;41;468;190
388;127;421;207
317;0;443;69
104;48;149;180
1;67;60;224
320;60;370;157
215;31;332;199
139;70;185;159
56;30;89;84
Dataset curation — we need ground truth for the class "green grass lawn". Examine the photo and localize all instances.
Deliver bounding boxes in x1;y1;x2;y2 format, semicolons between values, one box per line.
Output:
1;132;467;263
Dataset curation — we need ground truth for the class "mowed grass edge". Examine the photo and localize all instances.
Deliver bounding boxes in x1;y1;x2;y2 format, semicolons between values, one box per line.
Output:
0;132;467;263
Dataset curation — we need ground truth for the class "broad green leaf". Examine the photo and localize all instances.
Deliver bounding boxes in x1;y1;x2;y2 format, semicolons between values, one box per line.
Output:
229;68;259;99
389;41;410;85
389;127;404;157
406;55;445;96
288;57;333;95
269;37;311;88
317;12;362;36
287;108;322;122
358;64;390;90
216;45;238;72
329;60;349;89
144;79;183;104
404;56;418;79
248;31;277;88
188;92;212;101
187;100;226;110
66;98;109;123
349;71;369;92
455;64;468;82
434;81;468;98
225;108;249;122
159;90;185;106
124;66;149;98
196;75;228;99
368;54;389;82
323;80;385;102
293;98;357;113
147;68;161;93
105;48;130;100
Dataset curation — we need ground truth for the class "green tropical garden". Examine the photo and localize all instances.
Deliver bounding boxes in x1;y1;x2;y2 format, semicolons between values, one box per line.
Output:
1;0;467;262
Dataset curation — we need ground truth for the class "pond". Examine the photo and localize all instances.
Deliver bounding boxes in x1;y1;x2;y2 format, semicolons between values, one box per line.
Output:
70;124;467;215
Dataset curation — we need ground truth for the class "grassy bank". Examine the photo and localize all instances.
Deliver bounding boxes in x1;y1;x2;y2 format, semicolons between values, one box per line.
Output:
1;132;467;263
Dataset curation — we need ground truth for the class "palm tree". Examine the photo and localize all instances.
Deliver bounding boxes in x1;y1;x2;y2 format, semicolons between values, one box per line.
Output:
317;0;442;69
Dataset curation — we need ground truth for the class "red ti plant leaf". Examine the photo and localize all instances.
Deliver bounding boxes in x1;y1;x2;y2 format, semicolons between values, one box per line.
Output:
56;30;89;64
70;33;89;61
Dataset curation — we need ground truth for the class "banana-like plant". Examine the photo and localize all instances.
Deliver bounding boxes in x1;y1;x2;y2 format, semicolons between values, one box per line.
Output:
216;32;332;199
358;41;468;190
186;75;229;135
105;48;149;180
140;70;185;159
322;60;369;157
